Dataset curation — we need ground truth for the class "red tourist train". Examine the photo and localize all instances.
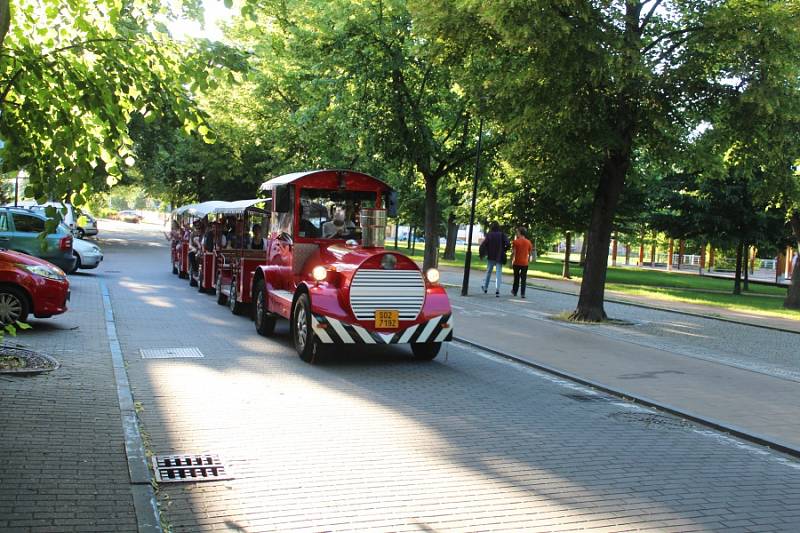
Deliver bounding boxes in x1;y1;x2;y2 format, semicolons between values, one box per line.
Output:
170;169;453;363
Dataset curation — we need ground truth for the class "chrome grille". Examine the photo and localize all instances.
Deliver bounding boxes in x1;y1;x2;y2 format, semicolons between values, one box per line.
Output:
349;269;425;320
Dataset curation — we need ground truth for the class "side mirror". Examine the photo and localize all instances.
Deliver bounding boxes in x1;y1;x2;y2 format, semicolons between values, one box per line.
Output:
274;185;292;213
385;191;398;218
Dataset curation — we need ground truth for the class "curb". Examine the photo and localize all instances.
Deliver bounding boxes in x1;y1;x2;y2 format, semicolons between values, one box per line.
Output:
100;279;163;533
454;336;800;460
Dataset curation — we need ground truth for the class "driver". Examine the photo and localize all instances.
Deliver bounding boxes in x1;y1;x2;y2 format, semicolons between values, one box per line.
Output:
322;209;355;238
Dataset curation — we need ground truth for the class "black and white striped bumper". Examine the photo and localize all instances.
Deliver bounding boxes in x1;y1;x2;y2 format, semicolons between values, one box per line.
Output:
311;313;453;344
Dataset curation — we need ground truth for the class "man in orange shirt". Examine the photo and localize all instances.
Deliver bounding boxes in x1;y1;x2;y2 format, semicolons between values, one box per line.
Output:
511;227;533;298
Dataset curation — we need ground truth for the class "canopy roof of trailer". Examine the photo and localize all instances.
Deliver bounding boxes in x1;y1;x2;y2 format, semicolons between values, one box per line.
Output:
212;198;271;216
259;169;392;191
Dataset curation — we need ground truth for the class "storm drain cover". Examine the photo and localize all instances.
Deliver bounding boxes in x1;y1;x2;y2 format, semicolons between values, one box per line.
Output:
609;411;693;430
140;347;204;359
152;453;232;483
562;393;614;402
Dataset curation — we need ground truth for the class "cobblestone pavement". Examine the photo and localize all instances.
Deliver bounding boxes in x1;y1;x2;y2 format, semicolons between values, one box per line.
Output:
97;224;800;532
440;269;800;383
0;273;138;532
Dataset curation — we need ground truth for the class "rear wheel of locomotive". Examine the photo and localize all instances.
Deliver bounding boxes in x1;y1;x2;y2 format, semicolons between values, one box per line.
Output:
228;276;246;316
254;281;277;337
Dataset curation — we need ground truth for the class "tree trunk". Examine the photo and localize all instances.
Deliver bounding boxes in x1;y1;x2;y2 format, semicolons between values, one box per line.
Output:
571;150;630;322
407;225;413;249
443;213;458;260
562;231;572;279
394;222;399;249
733;239;744;296
410;227;415;251
709;247;716;270
743;242;749;292
422;177;439;270
650;239;656;267
625;242;631;265
611;237;618;267
579;232;588;266
677;239;685;270
699;243;706;274
667;239;674;271
638;242;644;266
784;212;800;309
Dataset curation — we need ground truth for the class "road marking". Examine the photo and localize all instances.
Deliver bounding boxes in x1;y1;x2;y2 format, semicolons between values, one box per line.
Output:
99;279;162;533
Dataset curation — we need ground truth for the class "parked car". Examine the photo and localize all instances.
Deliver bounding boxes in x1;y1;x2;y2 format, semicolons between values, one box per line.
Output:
0;249;69;324
71;238;103;273
10;201;98;237
0;207;76;273
118;210;142;223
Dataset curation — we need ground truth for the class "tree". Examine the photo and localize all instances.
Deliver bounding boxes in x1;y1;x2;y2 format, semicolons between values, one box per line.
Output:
416;0;800;321
0;0;234;211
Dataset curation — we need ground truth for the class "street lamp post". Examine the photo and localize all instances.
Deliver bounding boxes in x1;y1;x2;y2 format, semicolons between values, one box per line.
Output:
461;115;485;296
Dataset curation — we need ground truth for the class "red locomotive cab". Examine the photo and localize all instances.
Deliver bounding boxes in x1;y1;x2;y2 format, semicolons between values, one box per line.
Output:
250;169;453;363
210;199;272;315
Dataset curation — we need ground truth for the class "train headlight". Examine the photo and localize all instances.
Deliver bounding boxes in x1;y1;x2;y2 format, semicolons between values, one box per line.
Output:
425;268;440;284
311;265;327;282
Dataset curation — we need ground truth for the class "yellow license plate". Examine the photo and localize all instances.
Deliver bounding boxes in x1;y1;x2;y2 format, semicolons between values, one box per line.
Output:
375;310;399;329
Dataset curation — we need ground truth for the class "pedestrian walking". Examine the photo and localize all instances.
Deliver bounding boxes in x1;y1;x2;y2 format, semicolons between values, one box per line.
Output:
479;221;510;297
511;227;533;298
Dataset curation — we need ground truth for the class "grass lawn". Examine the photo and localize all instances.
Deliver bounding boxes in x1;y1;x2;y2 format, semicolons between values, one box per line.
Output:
388;244;800;321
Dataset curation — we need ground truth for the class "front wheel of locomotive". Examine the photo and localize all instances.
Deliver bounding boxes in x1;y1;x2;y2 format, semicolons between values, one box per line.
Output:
293;293;323;364
411;342;441;361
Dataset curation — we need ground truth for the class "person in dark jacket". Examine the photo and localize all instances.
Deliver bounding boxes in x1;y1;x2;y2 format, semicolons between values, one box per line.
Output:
479;221;510;297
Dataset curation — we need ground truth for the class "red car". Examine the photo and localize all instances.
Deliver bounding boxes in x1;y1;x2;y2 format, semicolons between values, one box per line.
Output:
0;250;69;324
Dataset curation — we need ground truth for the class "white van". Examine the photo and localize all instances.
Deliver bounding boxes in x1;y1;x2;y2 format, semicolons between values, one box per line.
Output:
9;201;98;238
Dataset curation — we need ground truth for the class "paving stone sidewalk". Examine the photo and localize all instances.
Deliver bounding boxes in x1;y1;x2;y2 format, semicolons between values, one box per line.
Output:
0;275;137;532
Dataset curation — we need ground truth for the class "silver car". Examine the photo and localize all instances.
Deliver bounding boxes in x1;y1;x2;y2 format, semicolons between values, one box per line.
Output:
71;237;103;273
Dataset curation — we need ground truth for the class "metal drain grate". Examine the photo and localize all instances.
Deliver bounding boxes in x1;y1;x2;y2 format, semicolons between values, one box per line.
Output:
562;393;614;402
140;347;204;359
609;412;693;429
152;453;232;483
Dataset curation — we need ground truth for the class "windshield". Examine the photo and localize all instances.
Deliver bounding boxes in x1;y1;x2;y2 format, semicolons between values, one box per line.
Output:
298;189;376;240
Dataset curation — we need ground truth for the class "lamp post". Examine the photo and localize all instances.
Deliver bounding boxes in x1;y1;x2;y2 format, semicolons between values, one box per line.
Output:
461;115;485;296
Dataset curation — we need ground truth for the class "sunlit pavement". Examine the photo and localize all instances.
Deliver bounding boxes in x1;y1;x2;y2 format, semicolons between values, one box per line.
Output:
3;221;800;532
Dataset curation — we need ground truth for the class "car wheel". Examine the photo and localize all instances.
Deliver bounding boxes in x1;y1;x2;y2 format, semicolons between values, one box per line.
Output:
172;264;178;275
293;293;323;363
216;271;227;305
254;281;276;337
411;342;441;360
76;228;85;238
71;252;81;274
228;276;245;315
0;286;30;325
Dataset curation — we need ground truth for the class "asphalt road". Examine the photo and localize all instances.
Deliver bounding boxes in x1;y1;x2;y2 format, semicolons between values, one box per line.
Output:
70;222;800;530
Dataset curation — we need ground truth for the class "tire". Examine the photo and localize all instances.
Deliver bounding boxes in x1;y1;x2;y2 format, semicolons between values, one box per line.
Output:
228;276;245;315
70;253;81;274
254;281;276;337
172;264;178;275
216;271;227;306
178;271;188;279
293;293;322;363
411;342;441;360
0;286;30;325
76;228;85;238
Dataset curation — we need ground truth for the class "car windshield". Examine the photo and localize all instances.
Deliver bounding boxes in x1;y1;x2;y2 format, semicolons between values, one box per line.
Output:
298;189;376;240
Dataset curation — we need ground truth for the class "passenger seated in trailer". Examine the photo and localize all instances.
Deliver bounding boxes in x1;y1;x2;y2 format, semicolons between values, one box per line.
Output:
250;224;267;250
